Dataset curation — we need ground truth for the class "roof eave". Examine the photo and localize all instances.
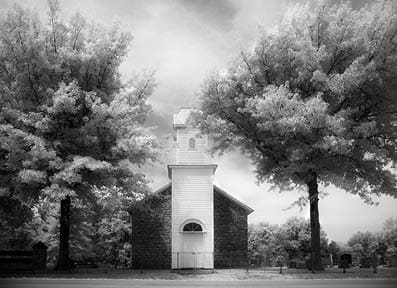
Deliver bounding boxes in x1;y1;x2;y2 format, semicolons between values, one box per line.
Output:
167;164;217;179
214;185;254;214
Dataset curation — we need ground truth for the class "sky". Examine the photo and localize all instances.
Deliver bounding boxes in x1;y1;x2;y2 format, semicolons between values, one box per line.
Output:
0;0;395;243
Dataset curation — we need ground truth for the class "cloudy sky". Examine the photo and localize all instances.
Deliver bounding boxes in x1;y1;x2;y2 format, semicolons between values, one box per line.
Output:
1;0;395;243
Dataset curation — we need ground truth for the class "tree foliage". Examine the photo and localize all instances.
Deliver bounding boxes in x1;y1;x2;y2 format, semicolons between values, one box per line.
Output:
383;217;397;261
348;231;377;259
249;222;279;266
347;217;397;265
91;185;145;267
249;217;328;267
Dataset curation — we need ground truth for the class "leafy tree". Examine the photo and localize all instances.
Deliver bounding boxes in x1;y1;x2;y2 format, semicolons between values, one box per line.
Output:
382;217;397;250
0;0;158;269
372;217;396;265
348;231;376;259
278;217;328;262
383;218;397;265
248;217;328;268
345;218;397;267
348;231;379;268
91;185;145;267
248;222;279;266
199;0;396;271
0;126;57;249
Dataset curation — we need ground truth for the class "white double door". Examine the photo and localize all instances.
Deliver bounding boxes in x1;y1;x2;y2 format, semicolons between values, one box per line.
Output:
180;233;204;268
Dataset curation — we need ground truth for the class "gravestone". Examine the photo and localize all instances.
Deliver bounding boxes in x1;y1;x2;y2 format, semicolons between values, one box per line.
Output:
340;253;352;271
32;241;47;270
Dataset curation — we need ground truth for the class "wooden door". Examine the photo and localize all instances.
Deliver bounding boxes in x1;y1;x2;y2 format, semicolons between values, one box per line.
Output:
181;233;203;268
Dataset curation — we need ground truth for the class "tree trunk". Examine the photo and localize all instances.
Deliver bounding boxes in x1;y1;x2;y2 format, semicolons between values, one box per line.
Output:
56;196;71;270
306;171;322;272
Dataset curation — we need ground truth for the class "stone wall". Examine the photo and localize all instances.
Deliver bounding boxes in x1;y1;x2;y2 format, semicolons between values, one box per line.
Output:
214;190;249;268
130;186;172;269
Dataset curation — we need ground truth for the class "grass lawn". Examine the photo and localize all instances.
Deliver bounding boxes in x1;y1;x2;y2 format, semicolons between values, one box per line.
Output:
233;266;397;280
1;266;396;280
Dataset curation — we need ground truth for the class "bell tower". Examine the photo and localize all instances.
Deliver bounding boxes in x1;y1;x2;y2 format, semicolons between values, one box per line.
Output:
168;108;217;269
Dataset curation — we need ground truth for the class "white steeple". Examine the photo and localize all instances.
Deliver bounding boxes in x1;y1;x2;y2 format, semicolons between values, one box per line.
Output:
172;108;209;165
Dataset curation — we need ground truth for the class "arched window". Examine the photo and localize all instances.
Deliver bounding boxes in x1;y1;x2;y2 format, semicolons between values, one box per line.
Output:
189;138;195;149
183;222;202;232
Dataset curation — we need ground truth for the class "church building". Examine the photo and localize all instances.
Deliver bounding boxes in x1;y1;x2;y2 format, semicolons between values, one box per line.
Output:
130;108;253;269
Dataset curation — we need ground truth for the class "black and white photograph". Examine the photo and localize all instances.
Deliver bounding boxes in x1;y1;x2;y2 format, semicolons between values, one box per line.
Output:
0;0;396;287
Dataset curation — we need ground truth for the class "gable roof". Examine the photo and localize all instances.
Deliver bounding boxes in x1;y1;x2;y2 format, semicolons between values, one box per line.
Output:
135;182;253;214
213;185;254;214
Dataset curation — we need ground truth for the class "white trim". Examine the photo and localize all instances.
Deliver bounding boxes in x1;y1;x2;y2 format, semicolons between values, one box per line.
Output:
167;164;217;179
179;218;207;233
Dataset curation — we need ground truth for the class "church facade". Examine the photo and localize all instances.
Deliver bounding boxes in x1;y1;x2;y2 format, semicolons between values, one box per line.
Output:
130;108;253;269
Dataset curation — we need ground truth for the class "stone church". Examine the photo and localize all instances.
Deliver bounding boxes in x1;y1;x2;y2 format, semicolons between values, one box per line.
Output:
130;108;253;269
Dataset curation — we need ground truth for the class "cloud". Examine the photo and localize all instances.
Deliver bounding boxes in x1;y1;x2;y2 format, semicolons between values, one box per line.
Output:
177;0;237;31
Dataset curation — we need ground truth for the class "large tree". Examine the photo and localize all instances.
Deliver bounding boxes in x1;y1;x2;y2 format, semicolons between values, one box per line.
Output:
0;1;158;269
199;0;396;271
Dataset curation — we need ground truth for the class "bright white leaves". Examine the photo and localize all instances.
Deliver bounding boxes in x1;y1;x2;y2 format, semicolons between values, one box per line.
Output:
246;86;344;136
326;57;378;97
91;185;142;266
106;75;158;164
49;82;81;114
46;79;159;164
51;156;112;187
244;85;353;161
42;184;76;199
249;217;328;265
0;124;57;184
17;169;47;184
40;79;159;198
